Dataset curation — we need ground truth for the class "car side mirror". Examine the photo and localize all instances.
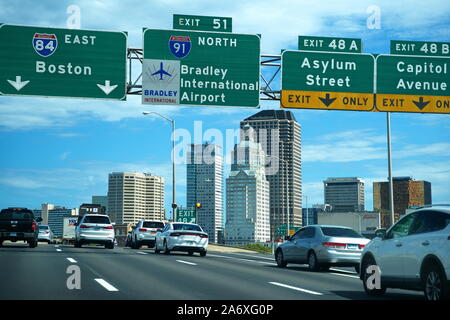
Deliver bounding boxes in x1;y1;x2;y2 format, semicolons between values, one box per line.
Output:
111;222;116;226
36;217;43;222
284;235;291;241
375;229;386;239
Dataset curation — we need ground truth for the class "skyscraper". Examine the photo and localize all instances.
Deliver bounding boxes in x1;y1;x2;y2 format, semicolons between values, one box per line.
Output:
324;177;365;212
186;143;223;243
225;129;270;245
240;110;302;236
373;176;431;226
107;172;165;224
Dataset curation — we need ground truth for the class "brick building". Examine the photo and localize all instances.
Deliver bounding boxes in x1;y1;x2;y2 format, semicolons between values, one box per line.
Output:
373;176;431;227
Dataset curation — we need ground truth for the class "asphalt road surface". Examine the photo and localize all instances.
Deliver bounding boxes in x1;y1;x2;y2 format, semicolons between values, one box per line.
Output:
0;241;424;300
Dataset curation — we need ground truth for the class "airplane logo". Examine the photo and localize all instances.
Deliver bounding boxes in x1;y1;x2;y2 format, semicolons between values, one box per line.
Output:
151;62;172;80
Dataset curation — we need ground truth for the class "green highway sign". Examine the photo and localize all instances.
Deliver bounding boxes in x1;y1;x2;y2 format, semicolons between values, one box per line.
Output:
173;14;232;32
281;50;375;111
299;36;362;53
376;54;450;113
142;28;260;108
391;40;449;57
176;207;196;224
0;24;127;100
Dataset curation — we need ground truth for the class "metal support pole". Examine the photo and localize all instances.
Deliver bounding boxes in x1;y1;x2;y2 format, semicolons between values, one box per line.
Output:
386;112;395;227
171;119;176;222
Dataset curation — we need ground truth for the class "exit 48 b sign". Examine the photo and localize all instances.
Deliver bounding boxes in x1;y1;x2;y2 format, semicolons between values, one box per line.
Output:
0;24;127;100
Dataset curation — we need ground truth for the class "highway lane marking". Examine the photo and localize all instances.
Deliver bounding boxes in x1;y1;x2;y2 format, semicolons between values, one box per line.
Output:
56;249;62;252
209;253;277;266
137;251;149;255
176;260;197;266
330;273;360;279
330;268;357;274
269;282;323;295
225;252;275;261
66;258;77;263
95;279;119;292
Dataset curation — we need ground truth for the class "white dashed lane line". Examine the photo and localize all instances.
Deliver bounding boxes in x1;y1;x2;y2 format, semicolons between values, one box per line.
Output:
330;273;360;279
209;253;277;266
137;251;149;255
66;258;77;263
95;279;119;292
56;249;62;252
269;282;323;295
176;260;197;266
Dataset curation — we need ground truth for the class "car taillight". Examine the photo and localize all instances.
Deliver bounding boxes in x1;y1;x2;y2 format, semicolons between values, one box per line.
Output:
139;228;147;232
31;222;37;231
170;232;181;237
358;244;366;249
322;242;346;248
80;224;90;228
104;226;114;230
200;234;208;238
448;236;450;240
45;231;49;234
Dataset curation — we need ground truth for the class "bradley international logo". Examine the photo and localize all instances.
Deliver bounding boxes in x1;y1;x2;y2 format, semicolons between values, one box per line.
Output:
142;59;180;104
32;33;58;57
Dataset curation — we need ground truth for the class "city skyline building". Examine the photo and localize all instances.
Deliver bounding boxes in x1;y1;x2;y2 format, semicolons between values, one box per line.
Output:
225;130;271;245
373;176;431;227
186;143;223;243
240;110;302;237
324;177;365;212
107;172;165;224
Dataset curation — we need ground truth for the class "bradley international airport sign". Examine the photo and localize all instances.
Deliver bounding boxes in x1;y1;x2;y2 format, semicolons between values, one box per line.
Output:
0;24;127;100
142;27;260;108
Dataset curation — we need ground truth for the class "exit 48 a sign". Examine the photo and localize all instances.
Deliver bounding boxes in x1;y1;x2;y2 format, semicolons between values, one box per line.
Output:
0;24;127;100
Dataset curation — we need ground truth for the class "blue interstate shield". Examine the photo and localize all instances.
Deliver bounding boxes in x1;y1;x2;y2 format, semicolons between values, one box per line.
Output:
33;33;58;57
168;35;191;58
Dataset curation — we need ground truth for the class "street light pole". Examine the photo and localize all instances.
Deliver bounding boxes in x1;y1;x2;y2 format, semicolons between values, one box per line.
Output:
143;111;176;221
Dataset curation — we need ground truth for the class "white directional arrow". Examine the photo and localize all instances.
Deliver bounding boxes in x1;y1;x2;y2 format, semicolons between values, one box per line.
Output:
7;76;30;91
97;80;118;95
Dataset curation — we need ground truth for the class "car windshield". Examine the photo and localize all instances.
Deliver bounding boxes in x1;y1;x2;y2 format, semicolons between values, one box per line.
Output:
143;221;164;228
0;209;33;220
173;224;202;232
321;227;363;238
83;216;111;224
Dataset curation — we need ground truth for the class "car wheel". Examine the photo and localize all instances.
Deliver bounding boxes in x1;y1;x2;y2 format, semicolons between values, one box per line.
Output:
362;256;386;296
423;264;447;300
276;250;287;268
0;240;3;247
163;241;170;254
200;250;207;257
308;251;320;271
28;239;37;248
74;240;81;248
188;251;194;256
354;265;360;274
105;242;114;249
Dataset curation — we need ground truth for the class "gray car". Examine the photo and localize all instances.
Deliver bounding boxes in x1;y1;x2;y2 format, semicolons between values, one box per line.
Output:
37;225;53;243
275;225;370;272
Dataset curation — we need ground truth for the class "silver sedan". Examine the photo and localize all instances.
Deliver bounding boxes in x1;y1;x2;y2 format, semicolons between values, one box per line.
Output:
275;225;370;272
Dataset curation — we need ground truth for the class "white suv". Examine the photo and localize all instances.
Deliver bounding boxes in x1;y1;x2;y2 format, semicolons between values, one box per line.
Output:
360;205;450;300
131;220;165;249
74;214;115;249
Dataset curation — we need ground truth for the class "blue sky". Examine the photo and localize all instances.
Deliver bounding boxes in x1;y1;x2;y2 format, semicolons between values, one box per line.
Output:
0;0;449;217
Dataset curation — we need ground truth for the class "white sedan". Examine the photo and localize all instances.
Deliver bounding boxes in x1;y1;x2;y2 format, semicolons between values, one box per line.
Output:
155;222;208;256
